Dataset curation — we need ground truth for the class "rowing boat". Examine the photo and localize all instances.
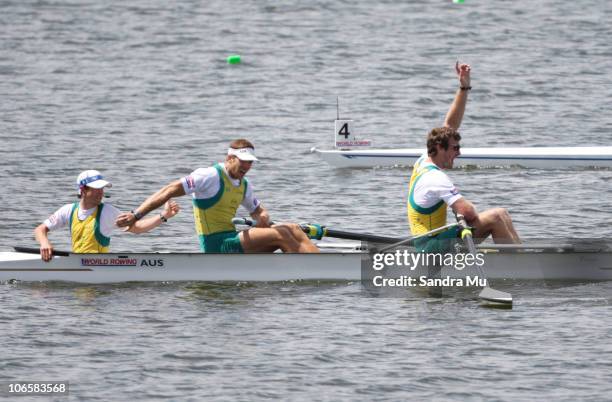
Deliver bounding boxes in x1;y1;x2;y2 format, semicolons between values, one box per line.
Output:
312;146;612;169
0;249;359;283
1;242;611;284
311;119;612;169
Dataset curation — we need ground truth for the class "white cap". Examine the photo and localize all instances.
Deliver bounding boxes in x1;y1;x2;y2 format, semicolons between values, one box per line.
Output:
76;170;112;193
227;147;258;161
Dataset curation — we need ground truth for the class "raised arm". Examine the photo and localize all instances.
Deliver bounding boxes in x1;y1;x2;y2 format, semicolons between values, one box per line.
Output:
443;62;471;130
116;180;185;228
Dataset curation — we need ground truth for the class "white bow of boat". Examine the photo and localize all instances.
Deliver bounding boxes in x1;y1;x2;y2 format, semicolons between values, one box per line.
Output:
311;146;612;169
311;118;612;169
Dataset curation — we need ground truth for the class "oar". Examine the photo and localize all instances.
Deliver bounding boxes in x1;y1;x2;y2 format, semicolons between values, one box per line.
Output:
231;217;403;244
376;223;462;253
455;215;513;307
14;246;70;257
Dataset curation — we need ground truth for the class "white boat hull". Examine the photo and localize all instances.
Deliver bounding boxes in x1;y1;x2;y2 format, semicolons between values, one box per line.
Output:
312;147;612;169
1;246;612;283
0;252;362;283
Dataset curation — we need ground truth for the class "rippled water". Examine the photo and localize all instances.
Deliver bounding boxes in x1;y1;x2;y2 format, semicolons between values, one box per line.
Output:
1;0;612;400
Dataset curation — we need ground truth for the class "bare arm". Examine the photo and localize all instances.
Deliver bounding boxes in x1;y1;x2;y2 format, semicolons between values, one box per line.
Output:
443;62;471;130
34;224;53;262
125;200;180;234
116;180;185;227
450;198;479;225
249;205;271;228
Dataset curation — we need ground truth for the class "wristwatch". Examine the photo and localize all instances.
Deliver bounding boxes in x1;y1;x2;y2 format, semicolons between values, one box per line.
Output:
131;210;145;221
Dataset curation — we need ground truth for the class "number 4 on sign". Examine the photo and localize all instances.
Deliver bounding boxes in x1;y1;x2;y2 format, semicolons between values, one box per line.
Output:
338;122;350;139
333;119;371;149
335;119;354;143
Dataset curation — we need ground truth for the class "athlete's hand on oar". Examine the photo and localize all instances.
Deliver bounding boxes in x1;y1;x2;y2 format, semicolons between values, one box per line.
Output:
253;209;271;228
39;240;54;262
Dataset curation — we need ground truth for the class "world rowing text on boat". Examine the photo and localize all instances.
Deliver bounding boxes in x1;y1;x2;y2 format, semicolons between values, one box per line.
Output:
80;257;164;267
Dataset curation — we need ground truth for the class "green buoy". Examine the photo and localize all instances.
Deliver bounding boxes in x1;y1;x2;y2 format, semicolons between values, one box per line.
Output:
227;55;241;64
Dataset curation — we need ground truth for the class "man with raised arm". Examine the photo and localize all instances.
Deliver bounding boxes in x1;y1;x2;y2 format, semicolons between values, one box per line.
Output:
35;170;180;261
115;139;319;253
407;63;520;252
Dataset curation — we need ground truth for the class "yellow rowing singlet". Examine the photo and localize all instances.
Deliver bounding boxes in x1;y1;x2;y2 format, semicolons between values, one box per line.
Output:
69;202;110;253
407;159;447;236
193;164;248;236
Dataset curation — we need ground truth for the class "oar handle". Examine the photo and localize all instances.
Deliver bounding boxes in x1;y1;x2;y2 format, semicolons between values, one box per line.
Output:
455;214;477;254
232;217;257;226
14;246;70;257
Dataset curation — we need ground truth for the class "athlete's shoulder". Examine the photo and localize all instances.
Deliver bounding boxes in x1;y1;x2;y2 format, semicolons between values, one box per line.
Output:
427;167;453;182
44;203;75;229
191;166;217;177
183;166;218;190
53;203;77;218
60;203;76;212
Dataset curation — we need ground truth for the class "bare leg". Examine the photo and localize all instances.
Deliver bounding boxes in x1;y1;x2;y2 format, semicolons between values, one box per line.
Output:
239;224;319;253
472;208;520;244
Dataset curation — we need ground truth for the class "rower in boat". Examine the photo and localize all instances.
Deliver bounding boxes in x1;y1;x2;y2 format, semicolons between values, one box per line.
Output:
34;170;180;261
408;63;521;253
115;139;320;253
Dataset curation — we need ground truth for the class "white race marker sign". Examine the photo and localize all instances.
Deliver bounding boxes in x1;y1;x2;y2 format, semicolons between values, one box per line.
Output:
334;119;372;149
